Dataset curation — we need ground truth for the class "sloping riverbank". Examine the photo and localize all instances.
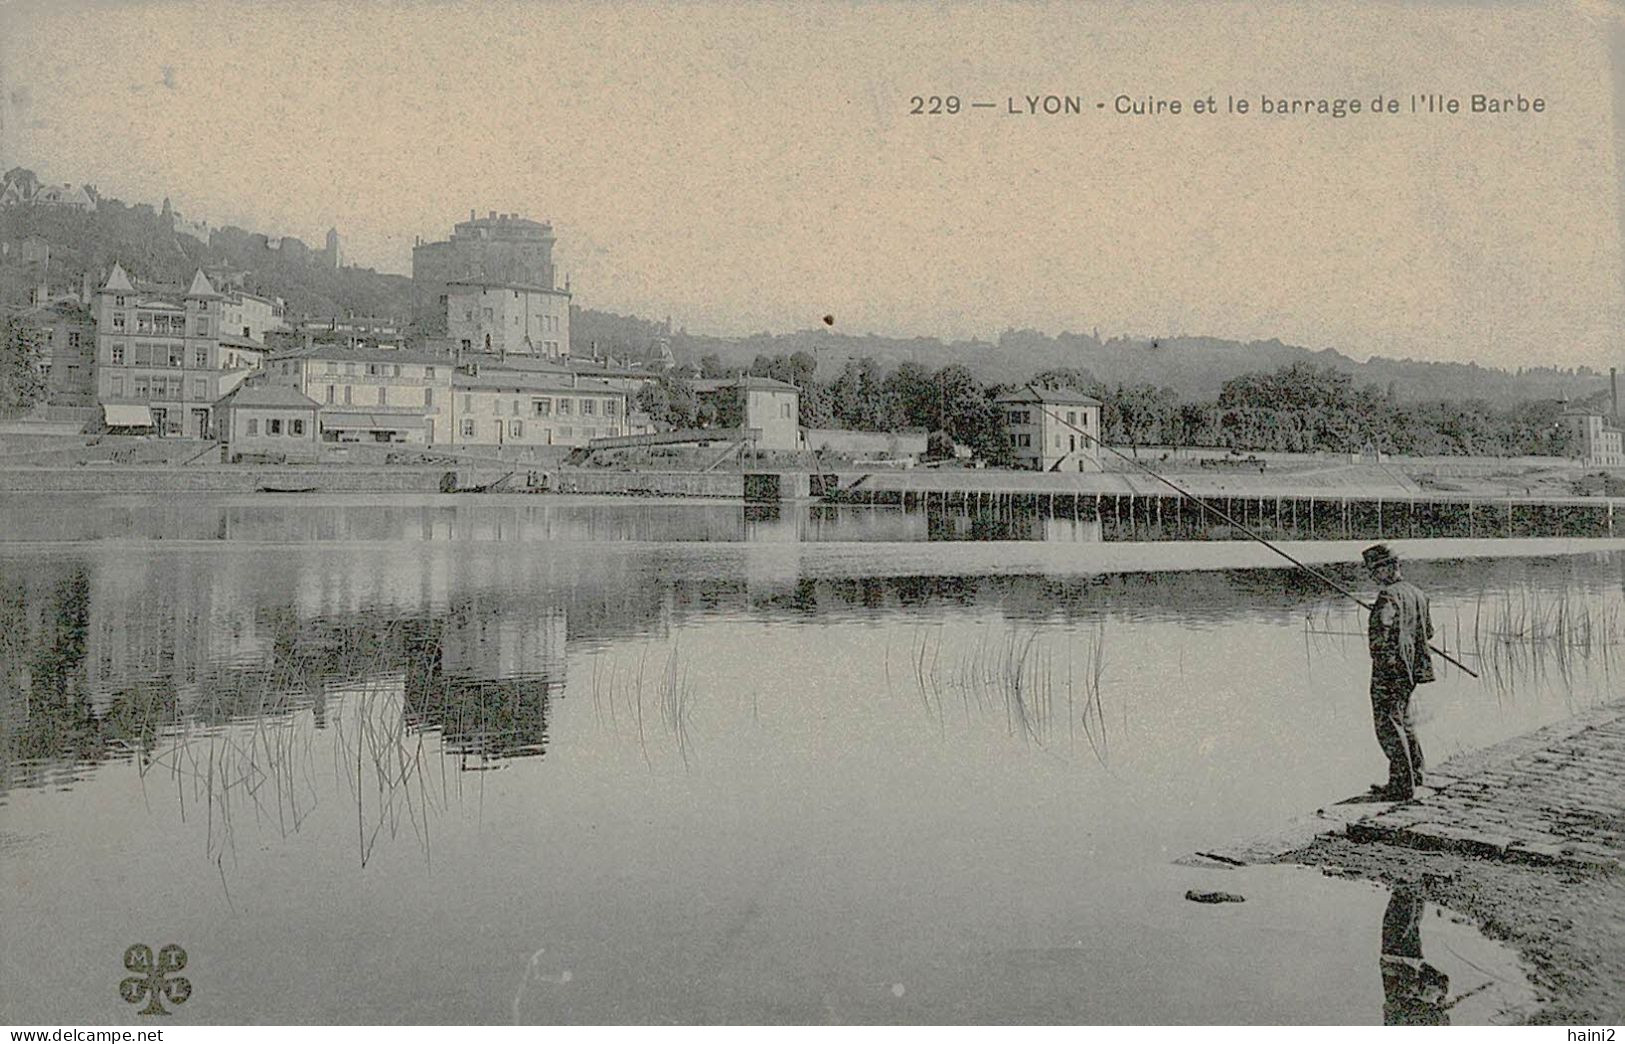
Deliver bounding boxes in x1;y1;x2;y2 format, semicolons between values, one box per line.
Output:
1201;701;1625;1022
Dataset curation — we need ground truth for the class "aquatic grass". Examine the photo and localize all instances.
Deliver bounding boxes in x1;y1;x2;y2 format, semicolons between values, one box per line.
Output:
1464;584;1621;702
128;616;452;871
899;619;1111;764
1301;580;1621;703
585;633;700;767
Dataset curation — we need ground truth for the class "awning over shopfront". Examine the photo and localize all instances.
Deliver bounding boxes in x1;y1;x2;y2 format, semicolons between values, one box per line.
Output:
103;404;154;427
321;412;428;431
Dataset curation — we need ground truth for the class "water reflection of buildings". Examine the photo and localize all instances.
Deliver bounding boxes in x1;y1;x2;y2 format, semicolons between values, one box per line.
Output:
2;551;602;794
402;605;567;764
6;542;1622;795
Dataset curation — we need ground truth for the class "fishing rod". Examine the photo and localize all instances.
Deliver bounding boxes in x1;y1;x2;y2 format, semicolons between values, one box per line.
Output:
1028;399;1479;678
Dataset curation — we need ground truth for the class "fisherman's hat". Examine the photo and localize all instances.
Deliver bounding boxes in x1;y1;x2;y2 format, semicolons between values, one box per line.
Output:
1362;543;1399;568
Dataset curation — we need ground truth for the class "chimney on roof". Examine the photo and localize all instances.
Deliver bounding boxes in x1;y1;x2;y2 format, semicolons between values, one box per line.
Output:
488;211;496;220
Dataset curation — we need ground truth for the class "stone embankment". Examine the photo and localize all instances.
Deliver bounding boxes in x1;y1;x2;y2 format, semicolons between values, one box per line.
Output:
1344;706;1625;872
1194;703;1625;1021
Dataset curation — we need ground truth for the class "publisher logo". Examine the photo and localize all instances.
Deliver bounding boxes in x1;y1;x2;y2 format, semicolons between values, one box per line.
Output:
119;944;191;1016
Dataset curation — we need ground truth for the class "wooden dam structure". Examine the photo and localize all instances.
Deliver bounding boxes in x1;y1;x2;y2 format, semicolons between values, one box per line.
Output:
818;480;1621;543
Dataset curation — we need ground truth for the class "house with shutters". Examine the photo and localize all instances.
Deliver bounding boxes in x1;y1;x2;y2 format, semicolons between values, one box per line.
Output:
94;265;263;437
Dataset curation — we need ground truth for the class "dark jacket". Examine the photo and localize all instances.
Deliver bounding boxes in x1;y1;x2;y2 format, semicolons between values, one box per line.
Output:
1369;579;1435;686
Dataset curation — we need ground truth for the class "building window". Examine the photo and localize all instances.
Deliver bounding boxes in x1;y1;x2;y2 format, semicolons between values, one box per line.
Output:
111;343;125;364
581;399;595;416
247;418;259;435
192;378;207;400
461;417;475;437
112;313;126;330
366;363;379;376
193;348;208;367
557;398;571;415
425;366;436;379
133;377;149;398
292;419;305;436
68;332;81;349
377;387;386;405
425;387;433;406
534;399;551;416
344;386;352;404
169;346;184;368
781;404;791;419
510;419;523;438
1066;410;1077;425
460;339;472;352
269;419;282;435
326;385;336;403
115;296;126;308
194;318;209;336
604;401;618;417
1018;434;1031;447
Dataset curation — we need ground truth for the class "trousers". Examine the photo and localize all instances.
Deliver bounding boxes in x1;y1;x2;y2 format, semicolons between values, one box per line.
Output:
1371;676;1424;795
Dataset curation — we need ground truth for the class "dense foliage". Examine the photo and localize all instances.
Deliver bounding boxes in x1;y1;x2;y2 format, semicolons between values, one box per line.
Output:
652;354;1591;460
0;313;47;411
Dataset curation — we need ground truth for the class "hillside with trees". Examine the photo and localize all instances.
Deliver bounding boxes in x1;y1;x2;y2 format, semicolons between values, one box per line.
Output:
0;168;409;319
576;307;1610;409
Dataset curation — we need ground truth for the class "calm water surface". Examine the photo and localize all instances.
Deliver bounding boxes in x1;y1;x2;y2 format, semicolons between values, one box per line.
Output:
2;494;1616;1023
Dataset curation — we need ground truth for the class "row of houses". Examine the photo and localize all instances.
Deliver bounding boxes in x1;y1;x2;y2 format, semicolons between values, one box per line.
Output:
0;169;97;211
20;252;1114;469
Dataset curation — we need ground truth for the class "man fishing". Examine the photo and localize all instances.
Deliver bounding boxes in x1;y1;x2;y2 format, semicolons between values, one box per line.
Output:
1363;544;1435;800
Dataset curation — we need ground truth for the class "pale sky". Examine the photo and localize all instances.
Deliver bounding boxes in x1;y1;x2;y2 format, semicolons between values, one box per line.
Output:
1;0;1622;370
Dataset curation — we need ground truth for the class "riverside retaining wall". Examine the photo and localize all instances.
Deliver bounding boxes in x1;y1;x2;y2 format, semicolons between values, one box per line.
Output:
0;466;449;493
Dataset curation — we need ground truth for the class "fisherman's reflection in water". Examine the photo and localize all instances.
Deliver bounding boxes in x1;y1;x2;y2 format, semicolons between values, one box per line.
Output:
1381;882;1451;1025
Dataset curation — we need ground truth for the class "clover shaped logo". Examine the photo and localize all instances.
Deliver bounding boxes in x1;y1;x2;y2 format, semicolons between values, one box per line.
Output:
120;944;191;1016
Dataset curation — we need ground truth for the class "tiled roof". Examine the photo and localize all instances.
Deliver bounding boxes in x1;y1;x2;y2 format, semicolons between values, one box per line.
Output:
221;385;320;409
186;269;221;299
102;263;135;293
452;371;625;395
995;385;1103;406
691;376;801;393
269;344;453;366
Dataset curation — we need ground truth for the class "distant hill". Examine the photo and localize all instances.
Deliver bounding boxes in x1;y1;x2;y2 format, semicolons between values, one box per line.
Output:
573;308;1611;407
0;182;409;320
3;172;1606;408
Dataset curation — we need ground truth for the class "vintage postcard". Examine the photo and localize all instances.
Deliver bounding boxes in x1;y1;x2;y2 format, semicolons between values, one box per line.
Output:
1;0;1622;1031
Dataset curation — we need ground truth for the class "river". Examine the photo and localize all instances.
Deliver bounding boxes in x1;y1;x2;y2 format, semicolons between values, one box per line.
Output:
3;493;1617;1023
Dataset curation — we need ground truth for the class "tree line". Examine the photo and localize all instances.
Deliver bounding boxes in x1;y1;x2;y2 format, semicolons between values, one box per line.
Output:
635;353;1589;460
